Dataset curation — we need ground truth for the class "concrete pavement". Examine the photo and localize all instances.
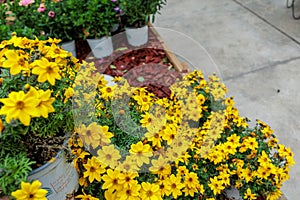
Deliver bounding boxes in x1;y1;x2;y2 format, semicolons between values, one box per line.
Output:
154;0;300;199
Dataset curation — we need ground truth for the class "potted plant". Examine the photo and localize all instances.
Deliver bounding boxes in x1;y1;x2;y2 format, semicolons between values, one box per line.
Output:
0;35;80;199
120;0;167;46
6;0;80;56
70;66;295;199
78;0;119;59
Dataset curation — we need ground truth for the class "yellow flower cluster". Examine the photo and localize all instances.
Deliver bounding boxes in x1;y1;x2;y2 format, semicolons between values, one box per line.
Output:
70;68;295;200
0;36;79;126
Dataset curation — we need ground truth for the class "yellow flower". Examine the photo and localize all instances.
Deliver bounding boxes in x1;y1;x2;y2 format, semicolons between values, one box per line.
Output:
0;91;40;126
256;165;271;180
176;166;188;176
244;188;257;200
47;38;61;44
64;87;74;103
165;174;184;198
240;167;253;183
161;125;177;145
218;172;230;186
157;179;171;197
76;123;101;147
129;141;153;167
116;155;140;173
140;112;153;127
258;151;271;164
102;169;122;191
75;189;99;200
117;182;141;200
104;189;118;200
83;157;106;183
45;42;69;58
227;134;241;146
240;137;258;152
208;150;224;165
184;172;200;189
140;182;162;200
182;185;198;197
144;131;162;148
261;125;274;138
97;75;108;88
28;87;55;118
31;57;61;85
93;125;114;147
99;85;115;100
11;180;48;200
133;89;153;111
97;145;121;168
2;50;29;75
118;172;139;188
208;176;225;195
266;189;282;200
149;156;171;177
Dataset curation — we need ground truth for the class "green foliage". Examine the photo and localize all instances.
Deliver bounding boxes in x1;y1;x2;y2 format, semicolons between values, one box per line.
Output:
79;0;119;38
0;153;34;196
120;0;167;27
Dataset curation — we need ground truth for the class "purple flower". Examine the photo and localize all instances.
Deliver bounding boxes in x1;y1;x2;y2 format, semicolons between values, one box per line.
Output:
48;11;55;18
111;0;117;2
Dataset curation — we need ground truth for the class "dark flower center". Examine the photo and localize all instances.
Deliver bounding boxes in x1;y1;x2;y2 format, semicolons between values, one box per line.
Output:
16;101;25;109
46;66;53;73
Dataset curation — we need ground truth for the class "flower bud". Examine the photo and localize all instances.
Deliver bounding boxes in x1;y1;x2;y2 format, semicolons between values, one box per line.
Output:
24;83;31;90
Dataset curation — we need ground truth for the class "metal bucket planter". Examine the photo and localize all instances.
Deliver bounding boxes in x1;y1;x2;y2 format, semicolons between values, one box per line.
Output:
28;151;78;200
87;36;114;59
61;40;76;57
125;25;149;47
225;186;243;200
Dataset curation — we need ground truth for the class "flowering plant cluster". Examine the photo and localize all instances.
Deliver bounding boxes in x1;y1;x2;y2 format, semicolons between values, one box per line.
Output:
4;0;122;42
69;65;295;200
6;0;78;42
0;2;35;41
0;35;80;196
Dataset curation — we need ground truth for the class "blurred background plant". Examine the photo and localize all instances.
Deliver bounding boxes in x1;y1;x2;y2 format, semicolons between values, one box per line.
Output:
120;0;167;27
78;0;120;39
6;0;80;42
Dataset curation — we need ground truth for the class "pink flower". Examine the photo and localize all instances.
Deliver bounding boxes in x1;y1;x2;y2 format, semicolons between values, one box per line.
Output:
48;11;55;18
111;0;117;2
114;6;120;12
18;0;34;6
37;3;46;12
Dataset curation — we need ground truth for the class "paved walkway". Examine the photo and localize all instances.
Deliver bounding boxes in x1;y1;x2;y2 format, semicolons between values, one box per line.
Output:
154;0;300;199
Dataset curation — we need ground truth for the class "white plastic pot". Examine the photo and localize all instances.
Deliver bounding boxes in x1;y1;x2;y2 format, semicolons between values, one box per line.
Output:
87;36;114;59
104;74;115;86
28;151;79;200
125;25;149;47
61;40;76;57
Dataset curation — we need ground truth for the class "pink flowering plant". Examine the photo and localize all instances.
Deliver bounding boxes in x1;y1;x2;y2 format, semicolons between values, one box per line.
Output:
6;0;80;42
0;2;35;41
